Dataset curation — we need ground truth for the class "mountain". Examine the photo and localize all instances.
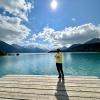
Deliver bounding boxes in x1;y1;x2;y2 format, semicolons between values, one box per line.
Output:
20;46;47;53
1;38;100;53
12;44;23;50
12;44;48;53
0;41;20;53
66;38;100;52
85;38;100;44
60;46;67;52
0;41;48;53
49;38;100;52
49;46;67;52
67;43;100;52
12;44;24;53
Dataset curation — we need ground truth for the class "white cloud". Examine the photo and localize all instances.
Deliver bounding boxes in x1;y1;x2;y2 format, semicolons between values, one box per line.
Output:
28;43;49;50
0;15;30;44
32;23;100;48
21;41;49;50
72;18;76;22
0;0;33;44
0;0;33;21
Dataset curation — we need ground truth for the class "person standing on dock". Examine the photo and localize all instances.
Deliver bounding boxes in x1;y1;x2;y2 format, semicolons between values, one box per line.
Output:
55;49;64;78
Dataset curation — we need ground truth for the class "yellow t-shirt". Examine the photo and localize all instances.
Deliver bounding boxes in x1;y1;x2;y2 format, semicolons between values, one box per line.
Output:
55;52;62;63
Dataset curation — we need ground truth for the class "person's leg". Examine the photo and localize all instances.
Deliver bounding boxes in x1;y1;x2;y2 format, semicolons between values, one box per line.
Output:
56;63;61;78
59;64;64;77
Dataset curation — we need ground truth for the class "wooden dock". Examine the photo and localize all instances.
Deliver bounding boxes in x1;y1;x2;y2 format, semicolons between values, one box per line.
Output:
0;75;100;100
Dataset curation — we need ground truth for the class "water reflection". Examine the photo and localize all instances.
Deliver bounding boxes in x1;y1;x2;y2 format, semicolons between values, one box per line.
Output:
0;53;100;77
63;53;100;76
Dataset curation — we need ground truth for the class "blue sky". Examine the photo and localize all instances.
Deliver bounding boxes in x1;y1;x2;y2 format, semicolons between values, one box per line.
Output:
0;0;100;49
27;0;100;33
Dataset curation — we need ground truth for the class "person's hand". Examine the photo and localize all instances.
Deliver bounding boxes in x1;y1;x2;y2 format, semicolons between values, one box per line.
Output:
55;54;59;58
56;55;59;58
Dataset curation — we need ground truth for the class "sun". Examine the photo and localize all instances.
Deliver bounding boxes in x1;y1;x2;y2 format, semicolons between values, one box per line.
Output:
51;0;58;10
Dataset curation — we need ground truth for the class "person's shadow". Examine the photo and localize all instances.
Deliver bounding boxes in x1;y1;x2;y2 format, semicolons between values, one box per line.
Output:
55;78;69;100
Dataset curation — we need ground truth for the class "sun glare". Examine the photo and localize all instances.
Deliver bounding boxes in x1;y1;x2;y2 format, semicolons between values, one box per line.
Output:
51;0;58;10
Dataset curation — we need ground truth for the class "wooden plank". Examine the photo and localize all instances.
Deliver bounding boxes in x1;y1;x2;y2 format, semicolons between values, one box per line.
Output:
8;77;98;82
0;75;100;100
0;86;100;98
0;99;15;100
0;91;100;100
2;76;98;80
0;81;100;88
1;75;100;82
1;78;100;83
0;83;100;93
0;82;99;88
0;80;100;84
5;75;98;78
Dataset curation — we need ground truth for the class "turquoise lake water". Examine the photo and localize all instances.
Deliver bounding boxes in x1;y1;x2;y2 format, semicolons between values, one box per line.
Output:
0;53;100;77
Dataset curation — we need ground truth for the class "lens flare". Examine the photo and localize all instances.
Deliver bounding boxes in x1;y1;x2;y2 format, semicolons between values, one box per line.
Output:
51;0;58;10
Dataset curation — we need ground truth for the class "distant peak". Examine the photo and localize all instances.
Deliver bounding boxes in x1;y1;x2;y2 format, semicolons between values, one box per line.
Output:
85;38;100;44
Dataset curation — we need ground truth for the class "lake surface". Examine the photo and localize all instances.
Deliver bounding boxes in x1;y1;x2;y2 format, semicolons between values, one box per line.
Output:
0;53;100;77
